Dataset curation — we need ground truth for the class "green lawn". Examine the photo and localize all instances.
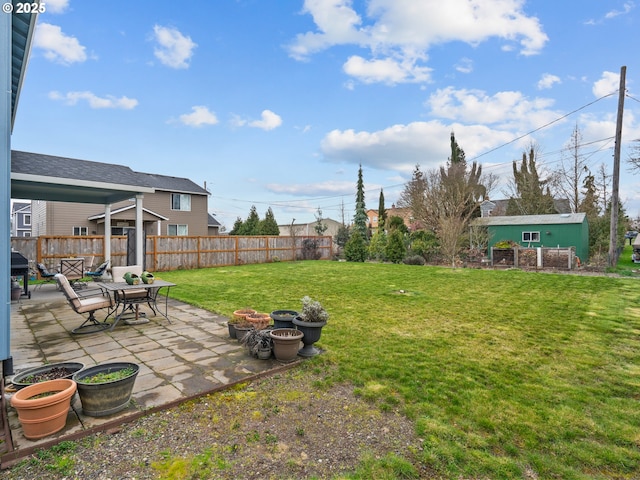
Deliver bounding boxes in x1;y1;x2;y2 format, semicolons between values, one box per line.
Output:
158;261;640;479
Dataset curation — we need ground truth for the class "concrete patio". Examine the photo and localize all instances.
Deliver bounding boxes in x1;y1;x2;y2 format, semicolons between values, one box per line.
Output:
1;283;298;467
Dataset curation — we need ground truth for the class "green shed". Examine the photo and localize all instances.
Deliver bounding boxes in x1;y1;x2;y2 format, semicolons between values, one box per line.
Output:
473;213;589;263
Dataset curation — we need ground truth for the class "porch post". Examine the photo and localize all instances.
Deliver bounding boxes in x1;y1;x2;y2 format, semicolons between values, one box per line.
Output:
135;194;143;266
1;9;11;372
104;204;111;267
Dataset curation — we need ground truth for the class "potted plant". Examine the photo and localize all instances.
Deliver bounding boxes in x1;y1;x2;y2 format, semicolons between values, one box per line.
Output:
11;362;85;390
241;329;273;359
72;362;139;417
270;310;298;329
10;378;77;440
269;328;304;362
292;296;329;357
246;312;271;330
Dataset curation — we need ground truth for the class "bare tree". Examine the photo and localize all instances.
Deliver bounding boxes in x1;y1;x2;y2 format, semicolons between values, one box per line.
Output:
595;162;611;211
554;124;589;213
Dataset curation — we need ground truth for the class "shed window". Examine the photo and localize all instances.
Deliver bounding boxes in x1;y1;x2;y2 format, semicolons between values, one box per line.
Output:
522;231;540;242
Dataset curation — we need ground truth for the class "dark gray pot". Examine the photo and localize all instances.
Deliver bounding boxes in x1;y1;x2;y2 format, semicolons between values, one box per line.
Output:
11;362;85;390
270;310;298;329
72;362;139;417
291;317;326;357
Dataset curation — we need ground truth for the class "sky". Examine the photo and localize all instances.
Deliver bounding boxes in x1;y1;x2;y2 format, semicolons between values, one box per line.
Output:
10;0;640;230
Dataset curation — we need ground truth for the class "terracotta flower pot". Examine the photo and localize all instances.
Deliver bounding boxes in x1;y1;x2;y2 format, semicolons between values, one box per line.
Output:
270;328;304;363
233;308;256;322
246;313;271;330
10;378;77;440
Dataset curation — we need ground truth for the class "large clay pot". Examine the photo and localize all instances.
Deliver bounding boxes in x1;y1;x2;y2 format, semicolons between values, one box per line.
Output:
246;313;271;330
11;362;85;390
270;328;304;362
73;362;139;417
292;317;326;357
10;378;77;440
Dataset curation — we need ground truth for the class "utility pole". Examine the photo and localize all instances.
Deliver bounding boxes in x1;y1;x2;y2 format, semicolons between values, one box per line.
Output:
608;65;626;268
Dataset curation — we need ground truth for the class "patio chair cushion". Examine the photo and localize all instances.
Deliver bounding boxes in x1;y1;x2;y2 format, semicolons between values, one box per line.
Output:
55;274;114;314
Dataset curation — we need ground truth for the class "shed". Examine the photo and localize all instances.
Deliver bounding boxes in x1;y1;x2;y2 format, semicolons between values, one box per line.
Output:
472;213;589;263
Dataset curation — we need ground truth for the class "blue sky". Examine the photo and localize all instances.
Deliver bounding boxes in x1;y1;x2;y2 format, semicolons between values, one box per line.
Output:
11;0;640;230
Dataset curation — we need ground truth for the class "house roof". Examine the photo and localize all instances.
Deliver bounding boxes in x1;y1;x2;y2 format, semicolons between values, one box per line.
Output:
11;150;208;204
87;204;169;222
208;213;221;227
473;213;587;227
11;202;30;214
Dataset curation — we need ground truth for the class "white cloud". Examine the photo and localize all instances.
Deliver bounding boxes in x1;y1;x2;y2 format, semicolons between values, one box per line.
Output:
593;71;620;98
249;110;283;130
288;0;548;84
320;120;514;173
426;86;561;132
34;23;87;65
152;25;197;69
178;106;218;127
537;73;561;90
605;1;635;19
455;57;473;74
266;180;354;196
45;0;70;14
49;91;138;109
343;55;431;84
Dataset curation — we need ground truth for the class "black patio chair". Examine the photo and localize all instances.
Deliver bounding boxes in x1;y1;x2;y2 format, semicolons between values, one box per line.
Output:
86;260;109;281
35;263;58;290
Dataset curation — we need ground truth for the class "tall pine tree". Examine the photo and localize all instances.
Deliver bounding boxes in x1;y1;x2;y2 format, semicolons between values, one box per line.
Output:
352;164;368;240
377;189;386;231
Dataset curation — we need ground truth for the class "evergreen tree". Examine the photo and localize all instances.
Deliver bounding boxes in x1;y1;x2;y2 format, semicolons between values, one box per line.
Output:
368;230;387;261
578;173;600;221
507;147;556;215
344;230;368;262
353;164;368;240
385;229;406;264
314;208;328;236
229;217;244;235
259;207;280;235
377;189;387;231
334;224;350;249
239;205;260;235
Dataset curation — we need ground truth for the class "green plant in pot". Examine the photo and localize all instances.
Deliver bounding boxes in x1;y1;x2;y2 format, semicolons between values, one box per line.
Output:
241;329;273;359
72;362;139;417
292;296;328;357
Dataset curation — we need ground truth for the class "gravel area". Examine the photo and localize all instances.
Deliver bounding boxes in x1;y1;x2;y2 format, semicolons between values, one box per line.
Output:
4;366;429;479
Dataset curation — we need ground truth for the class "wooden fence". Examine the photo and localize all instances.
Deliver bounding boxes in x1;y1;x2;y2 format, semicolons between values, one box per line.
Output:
11;235;333;274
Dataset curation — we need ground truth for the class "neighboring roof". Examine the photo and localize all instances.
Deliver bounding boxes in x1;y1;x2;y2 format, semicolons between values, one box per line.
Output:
473;213;587;227
10;150;208;204
482;198;571;215
208;214;221;227
87;204;169;222
138;172;209;196
11;202;30;214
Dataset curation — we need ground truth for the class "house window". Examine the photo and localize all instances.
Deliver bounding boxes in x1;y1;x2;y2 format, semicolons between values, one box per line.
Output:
23;232;31;237
73;226;88;236
171;193;191;211
522;231;540;242
23;214;31;225
168;224;188;236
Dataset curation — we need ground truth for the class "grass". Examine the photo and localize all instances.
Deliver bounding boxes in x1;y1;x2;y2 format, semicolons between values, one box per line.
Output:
156;260;640;479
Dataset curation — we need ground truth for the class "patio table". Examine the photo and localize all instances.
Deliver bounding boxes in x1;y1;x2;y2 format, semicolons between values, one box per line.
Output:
96;280;176;331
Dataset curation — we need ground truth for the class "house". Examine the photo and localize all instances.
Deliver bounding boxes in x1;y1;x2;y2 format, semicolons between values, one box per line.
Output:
472;213;589;262
366;204;415;230
15;151;213;237
10;201;31;237
278;218;343;239
480;198;571;217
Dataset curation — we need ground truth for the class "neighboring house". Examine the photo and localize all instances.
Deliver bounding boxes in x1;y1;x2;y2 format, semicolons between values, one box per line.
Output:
18;151;213;237
472;213;589;262
278;218;342;240
366;205;415;230
480;198;571;217
208;213;222;235
10;201;31;237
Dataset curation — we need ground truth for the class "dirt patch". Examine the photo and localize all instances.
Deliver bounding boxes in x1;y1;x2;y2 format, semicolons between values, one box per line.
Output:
5;366;430;479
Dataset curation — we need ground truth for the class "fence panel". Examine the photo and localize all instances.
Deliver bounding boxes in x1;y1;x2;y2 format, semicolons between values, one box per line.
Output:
12;234;333;274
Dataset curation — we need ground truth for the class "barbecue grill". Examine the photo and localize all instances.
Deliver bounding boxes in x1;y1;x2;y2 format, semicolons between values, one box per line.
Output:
11;251;31;299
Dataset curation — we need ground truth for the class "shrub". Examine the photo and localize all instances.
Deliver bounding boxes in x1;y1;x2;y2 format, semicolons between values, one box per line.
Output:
301;239;321;260
385;230;407;264
368;231;387;261
403;255;426;266
344;231;368;262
